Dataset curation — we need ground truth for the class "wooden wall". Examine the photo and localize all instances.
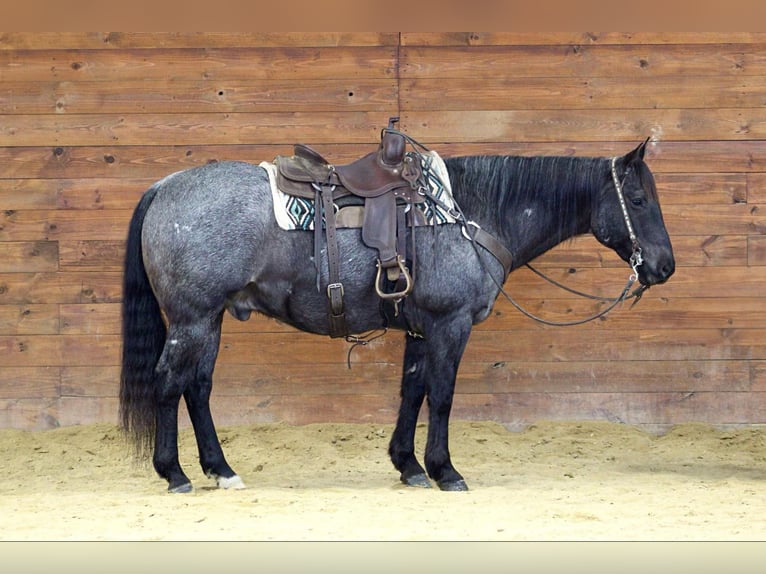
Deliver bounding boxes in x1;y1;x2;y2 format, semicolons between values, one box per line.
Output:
1;32;765;432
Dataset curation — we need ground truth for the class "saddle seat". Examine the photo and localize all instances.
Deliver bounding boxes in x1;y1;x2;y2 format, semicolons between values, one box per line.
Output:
273;117;426;338
275;132;424;203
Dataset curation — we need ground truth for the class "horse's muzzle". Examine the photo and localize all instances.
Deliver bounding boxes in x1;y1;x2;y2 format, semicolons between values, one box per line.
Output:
639;251;675;286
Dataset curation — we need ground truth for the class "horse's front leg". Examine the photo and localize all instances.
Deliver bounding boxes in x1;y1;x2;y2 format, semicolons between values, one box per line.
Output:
389;333;431;488
423;315;472;491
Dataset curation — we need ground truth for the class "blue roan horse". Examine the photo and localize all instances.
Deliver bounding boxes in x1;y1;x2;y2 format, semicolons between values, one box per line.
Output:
120;139;675;493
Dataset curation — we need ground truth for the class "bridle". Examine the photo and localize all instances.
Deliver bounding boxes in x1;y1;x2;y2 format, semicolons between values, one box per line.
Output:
610;156;644;282
465;155;648;327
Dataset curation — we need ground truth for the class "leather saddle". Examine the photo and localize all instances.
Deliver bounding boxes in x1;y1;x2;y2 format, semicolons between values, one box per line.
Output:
274;117;425;338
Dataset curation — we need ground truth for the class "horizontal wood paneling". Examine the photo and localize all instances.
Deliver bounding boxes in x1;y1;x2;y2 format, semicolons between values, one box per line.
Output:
1;80;397;114
1;33;765;431
0;47;399;82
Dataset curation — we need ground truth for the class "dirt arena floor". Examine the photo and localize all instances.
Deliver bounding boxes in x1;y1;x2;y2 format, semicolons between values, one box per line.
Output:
1;419;765;541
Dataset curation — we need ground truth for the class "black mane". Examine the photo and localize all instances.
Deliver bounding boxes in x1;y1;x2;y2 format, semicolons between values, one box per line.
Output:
444;154;607;247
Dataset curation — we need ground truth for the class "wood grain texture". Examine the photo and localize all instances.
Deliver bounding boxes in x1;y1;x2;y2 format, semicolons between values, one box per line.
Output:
1;33;765;431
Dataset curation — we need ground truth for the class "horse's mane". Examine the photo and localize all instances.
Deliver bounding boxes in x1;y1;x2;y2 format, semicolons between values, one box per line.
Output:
444;154;606;243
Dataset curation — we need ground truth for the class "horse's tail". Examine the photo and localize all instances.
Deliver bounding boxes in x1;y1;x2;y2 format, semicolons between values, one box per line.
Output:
119;184;165;459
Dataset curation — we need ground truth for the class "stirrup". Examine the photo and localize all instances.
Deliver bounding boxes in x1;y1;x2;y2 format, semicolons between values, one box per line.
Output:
374;256;413;300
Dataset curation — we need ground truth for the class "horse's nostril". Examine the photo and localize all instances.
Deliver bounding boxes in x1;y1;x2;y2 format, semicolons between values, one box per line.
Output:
659;260;675;281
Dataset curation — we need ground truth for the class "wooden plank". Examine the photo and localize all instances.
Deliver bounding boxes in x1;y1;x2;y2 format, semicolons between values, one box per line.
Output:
59;304;120;336
0;241;58;272
0;397;59;430
0;145;293;179
1;79;397;114
54;178;151;210
0;112;400;147
459;328;766;364
400;45;766;79
748;173;766;203
0;47;398;82
749;362;766;389
56;396;119;428
455;359;755;394
22;389;766;431
652;173;747;205
59;241;125;272
0;33;400;50
0;209;132;241
60;366;118;397
0;304;59;335
747;236;766;265
1;141;762;180
0;366;59;398
0;335;62;367
399;109;766;144
402;76;766;111
0;272;122;305
448;391;766;428
57;335;121;367
0;179;58;210
401;33;766;47
0;177;155;211
662;203;765;236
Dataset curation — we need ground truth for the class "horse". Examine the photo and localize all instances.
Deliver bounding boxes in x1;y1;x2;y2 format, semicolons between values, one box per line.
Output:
119;139;675;493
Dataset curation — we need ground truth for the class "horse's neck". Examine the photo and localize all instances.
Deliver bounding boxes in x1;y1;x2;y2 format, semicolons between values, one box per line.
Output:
448;155;602;267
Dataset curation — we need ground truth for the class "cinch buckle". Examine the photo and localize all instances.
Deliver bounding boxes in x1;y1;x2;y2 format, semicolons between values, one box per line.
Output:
326;282;344;299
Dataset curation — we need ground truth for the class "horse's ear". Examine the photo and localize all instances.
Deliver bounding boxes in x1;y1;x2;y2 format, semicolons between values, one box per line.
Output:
625;137;651;164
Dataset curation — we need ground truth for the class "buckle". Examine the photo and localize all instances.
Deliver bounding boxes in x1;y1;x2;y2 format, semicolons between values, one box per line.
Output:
326;282;344;299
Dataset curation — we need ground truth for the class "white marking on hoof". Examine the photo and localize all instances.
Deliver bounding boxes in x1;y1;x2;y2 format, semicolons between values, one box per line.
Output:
217;475;246;490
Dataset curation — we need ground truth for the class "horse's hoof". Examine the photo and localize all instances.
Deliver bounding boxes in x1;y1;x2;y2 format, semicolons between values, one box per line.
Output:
168;482;193;494
401;472;432;488
216;474;246;490
437;479;469;492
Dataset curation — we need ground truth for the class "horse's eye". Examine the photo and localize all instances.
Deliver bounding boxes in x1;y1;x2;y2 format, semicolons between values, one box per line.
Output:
631;197;644;207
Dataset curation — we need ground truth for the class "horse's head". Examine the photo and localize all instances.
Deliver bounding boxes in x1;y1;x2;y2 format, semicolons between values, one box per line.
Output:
591;140;675;287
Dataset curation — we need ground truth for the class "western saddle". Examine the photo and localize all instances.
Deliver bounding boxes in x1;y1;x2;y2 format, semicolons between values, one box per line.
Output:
274;117;429;338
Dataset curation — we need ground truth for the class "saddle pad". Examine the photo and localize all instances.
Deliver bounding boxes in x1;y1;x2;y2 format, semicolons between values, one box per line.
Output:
261;151;457;231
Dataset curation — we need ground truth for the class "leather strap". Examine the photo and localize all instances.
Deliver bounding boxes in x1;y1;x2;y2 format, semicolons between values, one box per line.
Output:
321;185;348;338
470;226;513;281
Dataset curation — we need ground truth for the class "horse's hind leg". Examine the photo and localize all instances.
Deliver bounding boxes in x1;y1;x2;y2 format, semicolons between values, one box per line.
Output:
152;329;196;493
389;334;431;488
153;315;240;492
182;312;244;490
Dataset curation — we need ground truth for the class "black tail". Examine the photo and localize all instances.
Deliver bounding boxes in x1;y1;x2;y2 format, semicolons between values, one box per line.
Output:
119;185;166;458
